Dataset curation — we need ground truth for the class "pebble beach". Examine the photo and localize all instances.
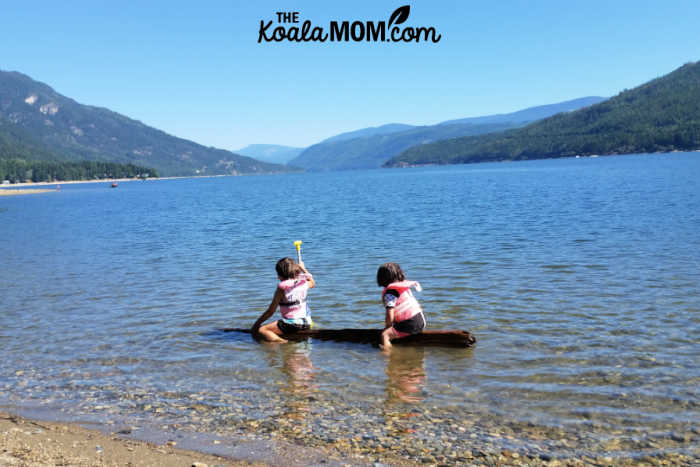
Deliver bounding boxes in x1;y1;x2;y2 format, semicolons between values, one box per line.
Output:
1;408;697;466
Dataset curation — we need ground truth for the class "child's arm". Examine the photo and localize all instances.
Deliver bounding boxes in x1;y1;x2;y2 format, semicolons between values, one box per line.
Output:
298;260;316;289
382;289;399;328
251;288;283;333
384;306;395;328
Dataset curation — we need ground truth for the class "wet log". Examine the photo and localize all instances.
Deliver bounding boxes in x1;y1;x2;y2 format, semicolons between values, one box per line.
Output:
219;328;476;348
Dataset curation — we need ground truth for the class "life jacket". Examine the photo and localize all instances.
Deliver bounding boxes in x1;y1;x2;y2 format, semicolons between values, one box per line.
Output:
382;280;423;323
278;274;311;320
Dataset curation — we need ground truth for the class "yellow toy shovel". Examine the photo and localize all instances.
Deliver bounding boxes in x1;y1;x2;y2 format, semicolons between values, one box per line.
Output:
294;240;303;263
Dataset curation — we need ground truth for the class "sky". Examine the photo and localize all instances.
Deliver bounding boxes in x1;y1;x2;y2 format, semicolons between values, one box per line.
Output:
2;1;700;150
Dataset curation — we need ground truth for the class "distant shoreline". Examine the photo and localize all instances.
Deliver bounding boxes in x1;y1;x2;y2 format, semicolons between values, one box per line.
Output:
0;175;234;195
2;175;205;188
0;187;57;196
0;178;136;196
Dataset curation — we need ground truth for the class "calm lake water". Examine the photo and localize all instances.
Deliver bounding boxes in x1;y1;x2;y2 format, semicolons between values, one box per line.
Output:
1;153;698;464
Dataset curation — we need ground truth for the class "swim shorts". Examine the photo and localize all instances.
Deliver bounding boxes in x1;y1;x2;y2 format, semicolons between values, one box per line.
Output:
277;318;312;334
392;312;426;337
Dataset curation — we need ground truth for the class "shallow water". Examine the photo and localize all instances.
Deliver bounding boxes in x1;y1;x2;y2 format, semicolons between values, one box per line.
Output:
1;153;699;463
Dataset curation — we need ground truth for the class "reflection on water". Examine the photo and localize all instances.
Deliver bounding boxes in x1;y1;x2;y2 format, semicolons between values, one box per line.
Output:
280;343;317;396
263;342;317;424
384;347;425;405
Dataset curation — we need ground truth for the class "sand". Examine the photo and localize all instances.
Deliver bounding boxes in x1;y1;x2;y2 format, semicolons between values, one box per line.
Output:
0;411;264;467
0;188;57;196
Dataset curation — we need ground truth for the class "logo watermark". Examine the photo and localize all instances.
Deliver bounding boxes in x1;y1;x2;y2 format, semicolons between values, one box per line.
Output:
258;6;442;44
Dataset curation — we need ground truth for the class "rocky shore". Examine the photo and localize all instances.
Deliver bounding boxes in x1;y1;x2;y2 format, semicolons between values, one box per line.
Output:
2;408;697;467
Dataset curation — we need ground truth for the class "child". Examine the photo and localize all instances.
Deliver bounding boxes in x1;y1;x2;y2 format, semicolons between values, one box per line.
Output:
377;262;426;350
252;257;315;343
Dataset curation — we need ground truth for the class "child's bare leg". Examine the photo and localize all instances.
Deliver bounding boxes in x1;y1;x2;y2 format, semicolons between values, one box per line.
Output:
259;322;288;343
380;327;396;351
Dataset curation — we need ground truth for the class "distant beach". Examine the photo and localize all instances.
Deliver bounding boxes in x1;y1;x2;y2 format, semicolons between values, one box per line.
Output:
1;177;139;189
0;187;58;196
0;174;238;196
0;178;160;196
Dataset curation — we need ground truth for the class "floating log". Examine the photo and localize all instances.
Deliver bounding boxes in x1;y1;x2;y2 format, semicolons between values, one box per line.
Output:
219;328;476;348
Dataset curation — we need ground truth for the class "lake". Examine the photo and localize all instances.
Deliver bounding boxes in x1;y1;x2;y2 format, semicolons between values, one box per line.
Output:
1;153;698;465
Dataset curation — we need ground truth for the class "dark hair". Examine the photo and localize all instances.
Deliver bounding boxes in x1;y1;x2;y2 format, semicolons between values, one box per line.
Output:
276;257;302;280
376;262;405;287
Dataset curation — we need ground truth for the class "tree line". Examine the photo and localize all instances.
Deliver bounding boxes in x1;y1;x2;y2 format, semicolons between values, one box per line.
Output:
0;159;158;183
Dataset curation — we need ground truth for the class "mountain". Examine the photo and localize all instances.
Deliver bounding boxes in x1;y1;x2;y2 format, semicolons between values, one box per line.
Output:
0;118;58;161
320;123;417;144
0;70;292;176
290;122;518;171
235;144;304;164
386;62;700;167
438;97;606;126
288;97;606;171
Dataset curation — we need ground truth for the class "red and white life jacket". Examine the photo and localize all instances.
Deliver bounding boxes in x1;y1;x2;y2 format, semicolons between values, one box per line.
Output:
278;274;311;320
381;280;423;323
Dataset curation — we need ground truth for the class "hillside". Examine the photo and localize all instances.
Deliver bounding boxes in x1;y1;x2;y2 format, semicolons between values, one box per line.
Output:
320;123;417;144
0;119;57;161
386;62;700;166
289;97;605;171
235;144;304;164
438;96;605;126
290;122;516;171
0;70;292;176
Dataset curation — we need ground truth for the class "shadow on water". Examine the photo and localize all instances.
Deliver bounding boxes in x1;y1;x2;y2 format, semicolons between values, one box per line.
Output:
201;328;256;344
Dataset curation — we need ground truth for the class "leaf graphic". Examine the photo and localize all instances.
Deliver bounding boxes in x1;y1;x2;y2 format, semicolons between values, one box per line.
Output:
388;5;410;27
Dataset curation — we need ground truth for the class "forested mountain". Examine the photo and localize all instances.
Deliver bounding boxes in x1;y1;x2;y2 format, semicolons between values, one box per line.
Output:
0;70;292;177
0;116;69;161
289;97;605;171
0;119;155;182
235;144;304;164
386;62;700;167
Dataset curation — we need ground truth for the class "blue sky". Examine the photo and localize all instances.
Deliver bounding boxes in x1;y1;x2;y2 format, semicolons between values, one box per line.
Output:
2;1;699;150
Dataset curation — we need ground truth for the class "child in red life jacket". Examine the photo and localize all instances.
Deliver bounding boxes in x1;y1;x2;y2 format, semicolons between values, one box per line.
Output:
377;262;426;350
252;257;315;343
